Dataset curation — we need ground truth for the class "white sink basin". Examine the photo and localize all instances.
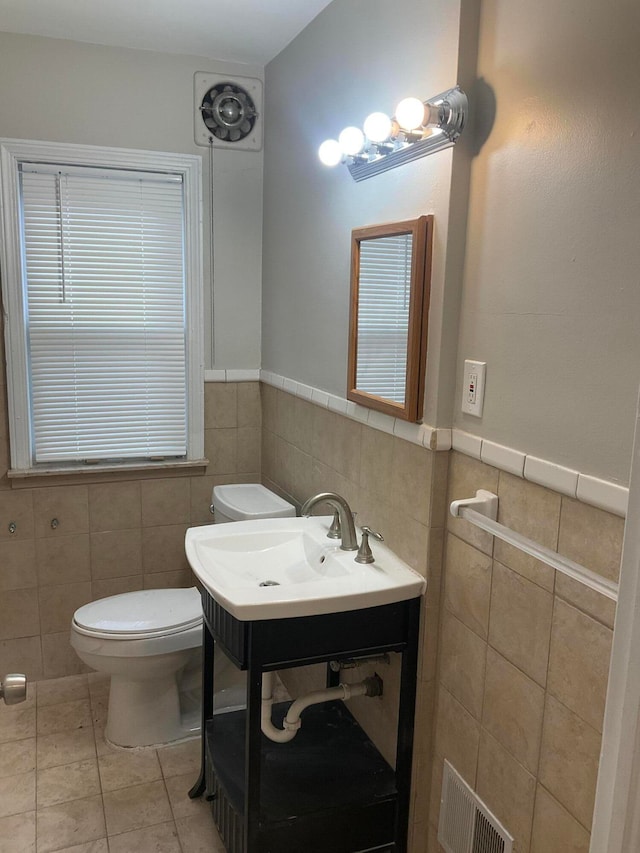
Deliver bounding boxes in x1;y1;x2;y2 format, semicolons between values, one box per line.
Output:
185;516;426;621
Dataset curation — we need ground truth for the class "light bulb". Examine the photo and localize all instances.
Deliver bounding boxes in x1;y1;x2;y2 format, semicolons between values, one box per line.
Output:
318;139;343;167
338;126;365;156
363;112;393;143
395;97;427;131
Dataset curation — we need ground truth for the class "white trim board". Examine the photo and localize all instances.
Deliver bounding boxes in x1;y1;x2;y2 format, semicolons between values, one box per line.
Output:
590;391;640;851
259;370;629;518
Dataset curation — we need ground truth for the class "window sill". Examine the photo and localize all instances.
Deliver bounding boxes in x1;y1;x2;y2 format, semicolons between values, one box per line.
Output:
8;458;209;488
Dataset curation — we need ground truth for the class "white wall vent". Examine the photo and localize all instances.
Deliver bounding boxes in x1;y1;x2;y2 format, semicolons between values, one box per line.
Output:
438;760;514;853
194;72;263;151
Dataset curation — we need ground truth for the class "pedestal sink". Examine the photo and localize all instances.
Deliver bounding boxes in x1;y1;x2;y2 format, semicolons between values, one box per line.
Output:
185;515;426;621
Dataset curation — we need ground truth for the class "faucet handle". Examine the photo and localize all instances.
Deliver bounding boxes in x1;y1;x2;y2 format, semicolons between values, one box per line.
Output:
355;526;384;564
327;510;341;539
327;509;358;540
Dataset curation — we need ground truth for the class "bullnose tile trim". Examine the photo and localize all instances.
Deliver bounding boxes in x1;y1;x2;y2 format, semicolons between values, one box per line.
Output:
260;370;439;448
481;439;526;477
204;368;260;382
259;372;629;516
577;474;628;517
327;394;348;415
311;388;330;408
368;410;396;435
434;429;452;452
204;369;226;382
227;369;261;382
451;429;482;459
393;419;426;445
524;455;579;498
451;429;628;517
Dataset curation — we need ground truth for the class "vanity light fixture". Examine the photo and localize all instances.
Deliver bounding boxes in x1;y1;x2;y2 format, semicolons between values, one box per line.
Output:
318;85;468;182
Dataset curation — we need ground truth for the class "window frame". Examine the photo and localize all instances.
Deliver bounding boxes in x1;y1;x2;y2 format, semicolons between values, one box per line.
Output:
0;138;204;475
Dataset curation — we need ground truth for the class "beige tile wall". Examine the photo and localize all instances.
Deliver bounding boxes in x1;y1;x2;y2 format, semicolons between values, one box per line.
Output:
260;383;447;851
426;451;621;853
3;374;619;853
0;382;261;681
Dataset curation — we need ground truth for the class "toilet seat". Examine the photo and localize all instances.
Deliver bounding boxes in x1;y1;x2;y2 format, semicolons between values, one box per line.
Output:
73;587;203;641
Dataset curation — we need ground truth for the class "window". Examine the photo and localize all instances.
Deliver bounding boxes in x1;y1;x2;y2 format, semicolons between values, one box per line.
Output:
0;140;204;473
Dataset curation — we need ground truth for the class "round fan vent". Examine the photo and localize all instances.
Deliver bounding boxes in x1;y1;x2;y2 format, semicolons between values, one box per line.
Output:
200;82;258;143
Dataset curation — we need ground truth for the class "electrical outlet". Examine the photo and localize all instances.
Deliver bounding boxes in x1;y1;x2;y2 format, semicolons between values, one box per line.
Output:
461;360;486;417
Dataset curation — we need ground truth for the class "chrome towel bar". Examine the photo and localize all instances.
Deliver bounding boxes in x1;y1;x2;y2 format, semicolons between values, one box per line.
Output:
450;490;619;602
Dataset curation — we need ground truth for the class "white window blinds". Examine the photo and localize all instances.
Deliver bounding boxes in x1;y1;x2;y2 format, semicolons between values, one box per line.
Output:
19;163;187;463
355;233;412;404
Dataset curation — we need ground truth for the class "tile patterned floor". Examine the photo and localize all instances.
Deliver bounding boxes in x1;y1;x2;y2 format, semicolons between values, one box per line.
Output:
0;673;226;853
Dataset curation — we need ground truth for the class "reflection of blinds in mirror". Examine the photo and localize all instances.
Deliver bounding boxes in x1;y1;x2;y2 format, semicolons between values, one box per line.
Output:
356;234;412;403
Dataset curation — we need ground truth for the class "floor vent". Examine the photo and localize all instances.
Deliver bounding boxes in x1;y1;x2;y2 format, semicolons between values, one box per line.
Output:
438;760;514;853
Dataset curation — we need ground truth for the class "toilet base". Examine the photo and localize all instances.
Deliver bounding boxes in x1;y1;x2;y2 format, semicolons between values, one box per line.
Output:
102;647;248;749
106;672;189;748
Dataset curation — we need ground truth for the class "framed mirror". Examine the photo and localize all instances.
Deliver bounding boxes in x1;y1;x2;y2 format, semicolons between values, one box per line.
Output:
347;215;433;422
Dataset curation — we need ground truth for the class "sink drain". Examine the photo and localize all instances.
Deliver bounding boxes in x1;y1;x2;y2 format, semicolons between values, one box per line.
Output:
259;580;280;587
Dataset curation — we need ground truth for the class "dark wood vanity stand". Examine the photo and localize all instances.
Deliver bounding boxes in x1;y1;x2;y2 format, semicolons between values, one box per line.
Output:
189;586;421;853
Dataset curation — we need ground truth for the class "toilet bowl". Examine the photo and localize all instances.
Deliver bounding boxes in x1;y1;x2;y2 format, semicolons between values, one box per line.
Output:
71;587;206;747
70;483;295;748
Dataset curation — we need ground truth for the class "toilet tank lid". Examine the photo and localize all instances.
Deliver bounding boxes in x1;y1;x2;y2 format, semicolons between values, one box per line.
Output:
212;483;296;520
73;587;202;636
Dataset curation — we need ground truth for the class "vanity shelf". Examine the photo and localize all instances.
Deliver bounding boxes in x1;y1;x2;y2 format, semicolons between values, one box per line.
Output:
190;588;421;853
206;701;397;853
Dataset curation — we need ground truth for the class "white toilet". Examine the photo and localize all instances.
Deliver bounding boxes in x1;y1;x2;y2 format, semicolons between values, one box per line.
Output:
70;483;296;748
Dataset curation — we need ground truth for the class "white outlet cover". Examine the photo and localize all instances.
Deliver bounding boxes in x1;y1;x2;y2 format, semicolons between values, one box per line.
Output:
461;360;486;417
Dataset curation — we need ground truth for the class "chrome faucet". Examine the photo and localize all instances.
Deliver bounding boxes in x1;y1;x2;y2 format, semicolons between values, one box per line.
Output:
300;492;358;551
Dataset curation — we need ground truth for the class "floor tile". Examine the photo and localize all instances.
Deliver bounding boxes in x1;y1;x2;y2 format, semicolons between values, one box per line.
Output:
53;842;108;853
0;770;35;817
92;725;112;757
37;728;96;771
108;821;181;853
37;759;101;809
0;810;36;853
103;780;172;836
88;693;108;727
0;737;36;778
157;737;201;778
165;773;210;819
36;699;92;737
36;794;105;853
175;811;226;852
1;675;224;853
98;748;161;792
37;676;89;709
87;672;109;691
0;707;36;743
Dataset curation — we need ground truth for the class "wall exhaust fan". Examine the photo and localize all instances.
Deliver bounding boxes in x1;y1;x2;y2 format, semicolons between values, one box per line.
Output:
194;72;263;151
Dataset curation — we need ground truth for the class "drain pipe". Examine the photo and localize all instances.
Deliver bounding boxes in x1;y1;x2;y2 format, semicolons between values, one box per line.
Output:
261;671;382;744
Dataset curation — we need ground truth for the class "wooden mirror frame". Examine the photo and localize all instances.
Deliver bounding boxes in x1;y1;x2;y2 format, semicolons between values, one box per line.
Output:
347;215;433;422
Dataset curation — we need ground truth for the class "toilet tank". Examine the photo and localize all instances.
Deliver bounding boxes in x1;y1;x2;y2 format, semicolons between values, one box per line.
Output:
212;483;295;524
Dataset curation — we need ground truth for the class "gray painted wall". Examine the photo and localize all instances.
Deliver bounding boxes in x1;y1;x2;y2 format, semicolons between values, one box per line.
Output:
263;0;640;484
262;0;466;426
0;31;264;370
453;0;640;484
